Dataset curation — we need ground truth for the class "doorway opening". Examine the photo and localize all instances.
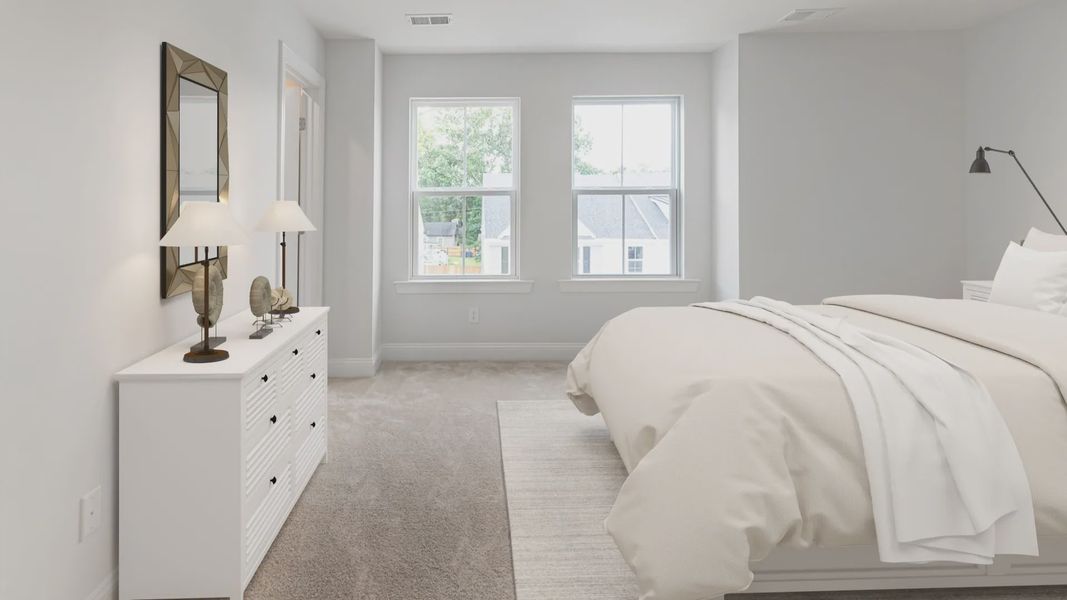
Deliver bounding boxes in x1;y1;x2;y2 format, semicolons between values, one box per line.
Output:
277;43;325;306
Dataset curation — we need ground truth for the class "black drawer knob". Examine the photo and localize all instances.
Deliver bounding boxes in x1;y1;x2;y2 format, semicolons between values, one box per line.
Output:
310;373;317;379
292;348;299;356
310;421;316;428
261;374;269;383
269;415;277;424
316;329;322;335
269;476;277;485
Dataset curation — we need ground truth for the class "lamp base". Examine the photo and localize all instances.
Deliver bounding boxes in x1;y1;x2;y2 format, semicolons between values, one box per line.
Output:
183;348;230;363
189;336;227;353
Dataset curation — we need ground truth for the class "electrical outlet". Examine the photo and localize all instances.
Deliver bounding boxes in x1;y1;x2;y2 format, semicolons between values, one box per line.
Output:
468;307;479;324
79;485;102;542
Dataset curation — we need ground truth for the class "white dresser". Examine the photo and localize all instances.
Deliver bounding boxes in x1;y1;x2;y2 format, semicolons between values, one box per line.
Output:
116;307;329;600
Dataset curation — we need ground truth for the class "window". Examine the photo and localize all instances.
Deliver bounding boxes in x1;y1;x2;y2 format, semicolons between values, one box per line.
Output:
572;97;679;277
627;246;644;273
411;98;518;278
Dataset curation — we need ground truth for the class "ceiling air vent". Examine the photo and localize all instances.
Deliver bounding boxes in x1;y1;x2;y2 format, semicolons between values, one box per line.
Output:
408;13;452;26
780;8;843;22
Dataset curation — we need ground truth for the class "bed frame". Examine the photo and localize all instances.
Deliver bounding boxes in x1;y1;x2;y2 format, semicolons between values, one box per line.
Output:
742;536;1067;594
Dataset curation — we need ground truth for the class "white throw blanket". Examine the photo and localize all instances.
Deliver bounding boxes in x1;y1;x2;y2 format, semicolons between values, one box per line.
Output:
701;297;1037;564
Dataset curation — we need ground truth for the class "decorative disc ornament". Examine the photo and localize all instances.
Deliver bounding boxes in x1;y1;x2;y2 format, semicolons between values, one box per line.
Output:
192;264;224;328
249;276;272;317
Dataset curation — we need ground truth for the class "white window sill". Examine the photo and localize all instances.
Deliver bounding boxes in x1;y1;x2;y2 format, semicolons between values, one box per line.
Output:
557;278;701;293
394;279;534;294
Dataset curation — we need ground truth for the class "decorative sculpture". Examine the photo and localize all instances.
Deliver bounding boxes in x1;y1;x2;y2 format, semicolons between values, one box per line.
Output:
249;276;273;339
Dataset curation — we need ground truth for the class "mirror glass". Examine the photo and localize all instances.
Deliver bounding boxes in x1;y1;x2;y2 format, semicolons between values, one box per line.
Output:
177;77;219;266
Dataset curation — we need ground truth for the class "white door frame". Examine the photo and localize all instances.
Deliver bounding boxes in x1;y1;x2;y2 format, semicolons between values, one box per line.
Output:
276;41;326;306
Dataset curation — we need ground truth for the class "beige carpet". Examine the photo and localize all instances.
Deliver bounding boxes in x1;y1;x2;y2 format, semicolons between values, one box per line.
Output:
498;397;1067;600
245;362;565;600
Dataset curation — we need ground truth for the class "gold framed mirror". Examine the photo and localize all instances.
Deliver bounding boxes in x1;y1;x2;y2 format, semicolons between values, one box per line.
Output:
161;42;229;298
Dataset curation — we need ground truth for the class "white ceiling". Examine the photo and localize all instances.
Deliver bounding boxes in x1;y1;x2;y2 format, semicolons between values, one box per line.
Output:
295;0;1038;53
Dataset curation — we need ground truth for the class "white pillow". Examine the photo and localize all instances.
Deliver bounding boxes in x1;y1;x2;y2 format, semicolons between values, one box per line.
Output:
989;242;1067;313
1023;227;1067;252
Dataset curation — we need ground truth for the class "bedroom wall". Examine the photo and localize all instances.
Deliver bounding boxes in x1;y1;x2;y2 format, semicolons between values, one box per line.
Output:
737;32;966;303
963;0;1067;278
709;40;741;300
0;2;323;598
378;53;714;359
324;39;384;376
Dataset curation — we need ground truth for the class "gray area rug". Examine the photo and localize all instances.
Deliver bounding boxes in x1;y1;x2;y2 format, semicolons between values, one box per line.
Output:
498;397;1067;600
498;399;639;600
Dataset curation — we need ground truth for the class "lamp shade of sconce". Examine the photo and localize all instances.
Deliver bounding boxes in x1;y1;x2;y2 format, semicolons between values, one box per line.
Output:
255;200;317;233
969;147;991;174
159;202;248;248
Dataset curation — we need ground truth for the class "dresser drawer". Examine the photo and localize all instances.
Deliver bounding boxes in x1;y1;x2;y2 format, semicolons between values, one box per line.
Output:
293;416;326;494
277;325;321;404
305;322;327;370
292;373;326;448
244;461;292;577
245;408;290;506
242;359;280;450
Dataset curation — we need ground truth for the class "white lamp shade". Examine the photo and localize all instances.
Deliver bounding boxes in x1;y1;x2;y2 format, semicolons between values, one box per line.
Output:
256;200;317;233
159;202;248;247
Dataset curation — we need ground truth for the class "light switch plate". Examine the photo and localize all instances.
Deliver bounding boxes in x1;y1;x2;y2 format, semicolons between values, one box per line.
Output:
79;485;102;541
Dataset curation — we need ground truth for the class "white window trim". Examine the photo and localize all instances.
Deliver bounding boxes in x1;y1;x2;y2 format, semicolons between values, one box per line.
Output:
557;278;700;293
408;97;521;281
570;95;683;279
395;279;534;294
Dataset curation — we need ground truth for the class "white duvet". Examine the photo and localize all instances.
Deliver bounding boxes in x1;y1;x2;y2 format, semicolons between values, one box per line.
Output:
566;295;1067;600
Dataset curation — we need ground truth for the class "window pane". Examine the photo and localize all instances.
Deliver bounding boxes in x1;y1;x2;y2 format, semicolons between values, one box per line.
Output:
622;103;673;187
576;194;624;274
573;104;622;187
417;196;464;275
460;196;482;275
466;106;514;188
416;106;466;188
477;195;512;275
624;194;672;274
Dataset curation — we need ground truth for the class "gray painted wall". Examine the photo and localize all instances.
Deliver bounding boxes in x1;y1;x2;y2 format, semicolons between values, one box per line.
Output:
964;0;1067;278
0;1;323;597
738;32;966;303
323;40;383;370
710;40;741;300
379;53;715;350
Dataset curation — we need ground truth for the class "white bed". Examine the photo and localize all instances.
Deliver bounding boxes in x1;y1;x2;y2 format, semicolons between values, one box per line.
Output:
566;295;1067;599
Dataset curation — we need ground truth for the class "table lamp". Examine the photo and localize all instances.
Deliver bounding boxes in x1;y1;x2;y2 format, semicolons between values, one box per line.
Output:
159;202;247;363
256;200;316;314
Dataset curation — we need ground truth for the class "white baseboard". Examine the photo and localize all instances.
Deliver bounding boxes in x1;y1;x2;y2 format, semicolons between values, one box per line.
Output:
86;570;116;600
329;355;381;377
381;342;585;362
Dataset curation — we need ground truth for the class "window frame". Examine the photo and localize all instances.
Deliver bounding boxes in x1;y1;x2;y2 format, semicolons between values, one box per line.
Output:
409;97;521;280
570;95;681;279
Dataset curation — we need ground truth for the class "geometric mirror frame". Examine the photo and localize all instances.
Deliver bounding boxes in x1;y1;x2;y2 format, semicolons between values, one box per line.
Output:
161;42;230;298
